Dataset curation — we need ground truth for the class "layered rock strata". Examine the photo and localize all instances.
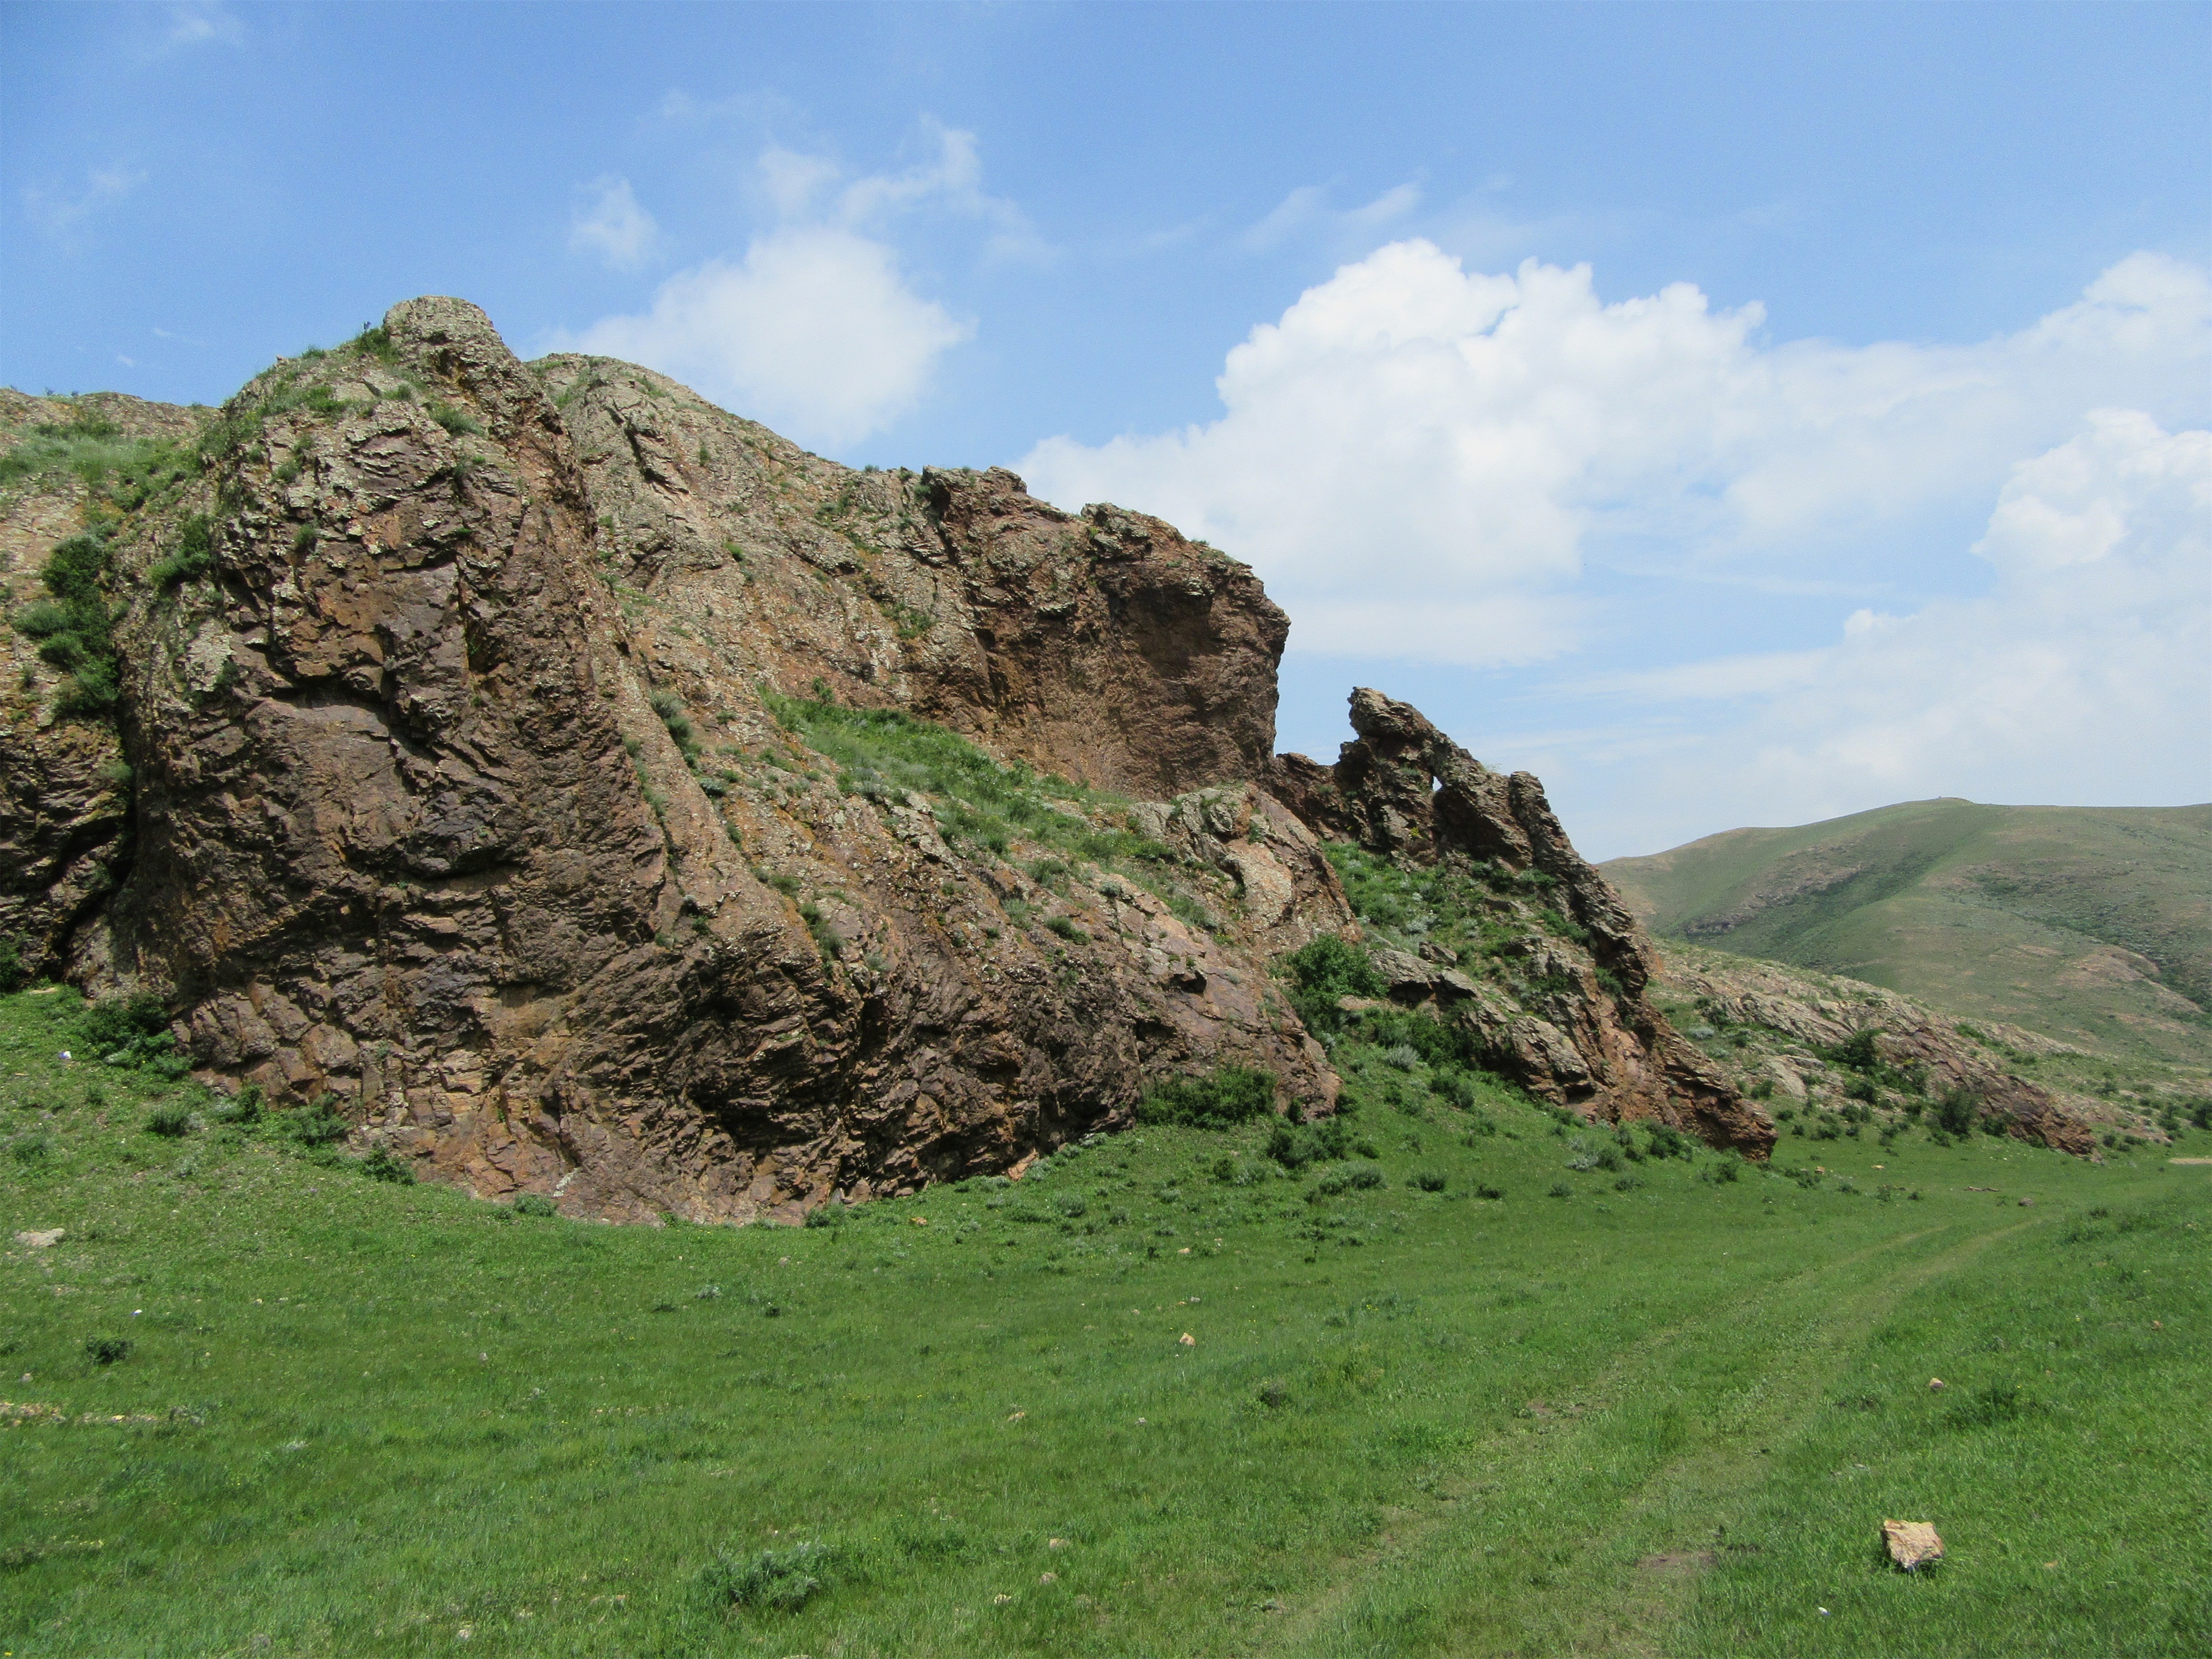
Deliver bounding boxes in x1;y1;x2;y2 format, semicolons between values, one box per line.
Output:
2;296;1772;1217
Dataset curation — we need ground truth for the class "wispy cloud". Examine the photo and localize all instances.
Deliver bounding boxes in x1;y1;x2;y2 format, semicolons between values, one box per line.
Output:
1241;180;1422;253
23;164;148;249
570;176;660;270
165;3;243;48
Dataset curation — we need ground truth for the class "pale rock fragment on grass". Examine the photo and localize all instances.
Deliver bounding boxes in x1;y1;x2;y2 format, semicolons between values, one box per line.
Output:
1882;1519;1944;1571
14;1229;64;1249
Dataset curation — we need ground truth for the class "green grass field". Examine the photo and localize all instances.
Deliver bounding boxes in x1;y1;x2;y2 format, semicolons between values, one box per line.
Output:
3;983;2206;1657
1601;799;2212;1067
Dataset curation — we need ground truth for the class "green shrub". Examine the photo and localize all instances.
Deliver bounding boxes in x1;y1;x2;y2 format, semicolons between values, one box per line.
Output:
211;1084;264;1126
1547;1181;1572;1198
513;1192;558;1217
80;993;171;1062
275;1100;348;1148
1281;935;1386;1030
1825;1029;1882;1072
143;1102;196;1138
147;514;215;588
359;1145;416;1184
803;1203;847;1229
13;528;122;721
1312;1164;1384;1198
1138;1065;1276;1129
1042;915;1086;943
0;934;27;993
1413;1169;1448;1192
85;1336;133;1366
428;402;483;436
1476;1183;1505;1201
648;689;698;757
1266;1115;1353;1170
697;1541;834;1612
1933;1086;1980;1138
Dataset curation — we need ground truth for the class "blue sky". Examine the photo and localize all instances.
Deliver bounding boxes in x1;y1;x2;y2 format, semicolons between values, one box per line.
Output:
6;2;2208;856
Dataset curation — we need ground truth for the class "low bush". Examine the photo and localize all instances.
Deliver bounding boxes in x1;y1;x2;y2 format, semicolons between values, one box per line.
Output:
697;1541;835;1613
1931;1084;1979;1138
1281;935;1387;1032
1266;1115;1353;1170
513;1193;559;1217
85;1336;133;1366
1412;1169;1448;1192
210;1085;264;1126
359;1145;416;1185
1138;1065;1277;1130
143;1102;195;1138
275;1100;349;1148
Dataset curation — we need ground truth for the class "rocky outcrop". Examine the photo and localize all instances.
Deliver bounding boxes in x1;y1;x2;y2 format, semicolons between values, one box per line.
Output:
1;391;204;983
44;301;1333;1221
1276;688;1773;1156
535;356;1286;800
8;298;1763;1215
1655;946;2112;1155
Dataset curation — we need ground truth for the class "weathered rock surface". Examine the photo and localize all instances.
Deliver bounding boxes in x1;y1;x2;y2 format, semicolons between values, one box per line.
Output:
1653;944;2116;1154
1;391;204;983
1276;689;1773;1156
7;298;1763;1215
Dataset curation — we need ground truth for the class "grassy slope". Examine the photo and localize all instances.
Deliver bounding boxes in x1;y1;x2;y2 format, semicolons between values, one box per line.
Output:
1601;800;2212;1066
4;986;2207;1658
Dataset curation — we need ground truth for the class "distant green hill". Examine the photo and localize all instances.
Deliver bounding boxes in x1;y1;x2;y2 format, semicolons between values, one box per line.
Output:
1602;800;2212;1066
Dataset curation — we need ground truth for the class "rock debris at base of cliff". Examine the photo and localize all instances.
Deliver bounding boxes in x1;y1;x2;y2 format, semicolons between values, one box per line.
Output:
2;296;1792;1220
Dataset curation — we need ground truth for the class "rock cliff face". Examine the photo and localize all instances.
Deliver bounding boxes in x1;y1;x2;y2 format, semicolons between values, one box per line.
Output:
3;297;1770;1218
1275;690;1771;1155
1;392;205;985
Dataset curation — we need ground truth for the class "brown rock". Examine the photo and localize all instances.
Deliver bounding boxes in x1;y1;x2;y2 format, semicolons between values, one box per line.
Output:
1882;1519;1944;1571
52;300;1334;1220
14;299;1780;1214
1272;688;1773;1156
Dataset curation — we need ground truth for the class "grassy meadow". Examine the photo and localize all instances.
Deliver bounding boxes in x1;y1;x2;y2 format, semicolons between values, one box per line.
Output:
2;982;2206;1658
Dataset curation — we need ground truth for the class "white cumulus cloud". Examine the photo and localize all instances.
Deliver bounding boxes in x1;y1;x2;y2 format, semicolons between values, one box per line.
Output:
555;122;1030;446
1020;240;2209;848
570;177;660;270
557;227;971;447
1021;241;2208;669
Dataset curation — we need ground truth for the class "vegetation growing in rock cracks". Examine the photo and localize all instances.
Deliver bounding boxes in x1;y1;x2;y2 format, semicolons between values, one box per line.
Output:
2;977;2205;1657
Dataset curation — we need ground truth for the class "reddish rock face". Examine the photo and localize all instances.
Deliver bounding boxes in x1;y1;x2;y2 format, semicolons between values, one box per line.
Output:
60;300;1336;1220
12;297;1771;1215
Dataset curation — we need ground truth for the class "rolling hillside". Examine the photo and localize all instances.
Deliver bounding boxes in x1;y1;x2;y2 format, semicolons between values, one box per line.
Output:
1603;800;2212;1066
